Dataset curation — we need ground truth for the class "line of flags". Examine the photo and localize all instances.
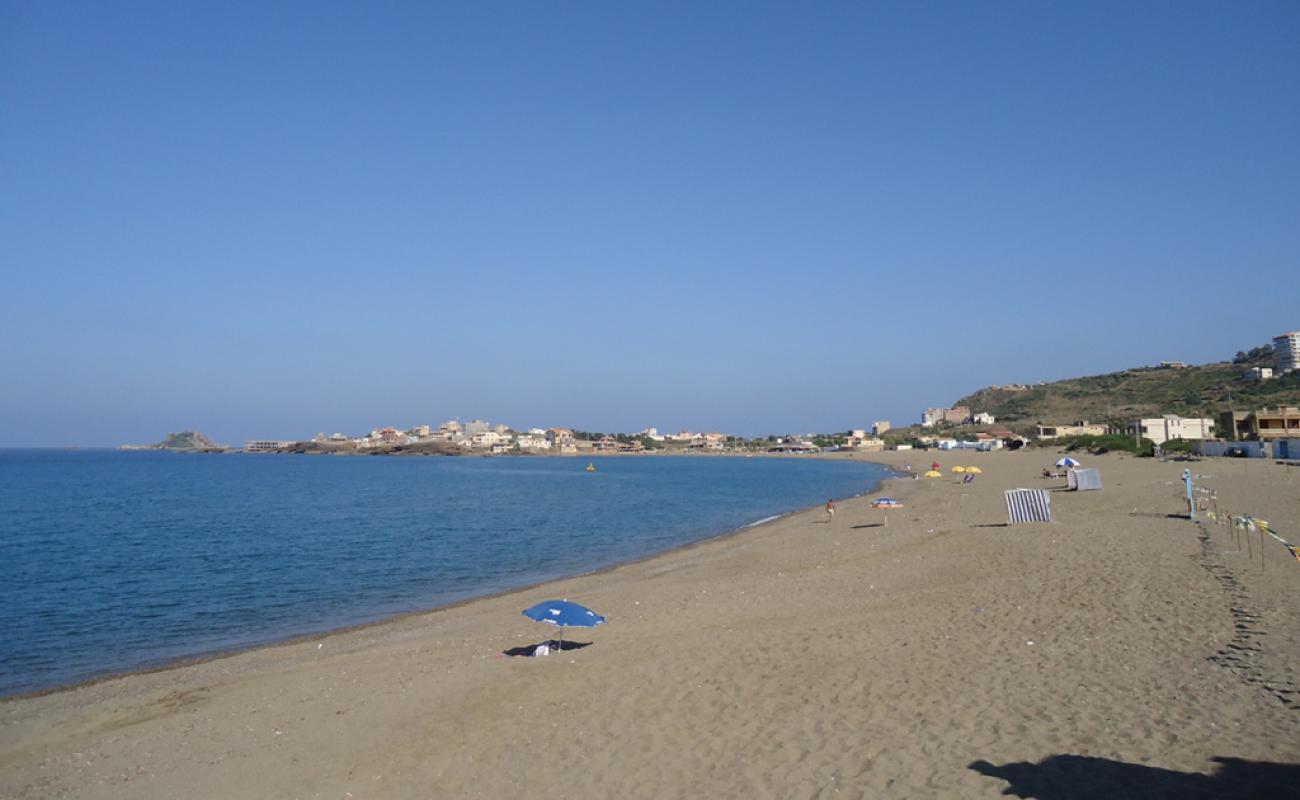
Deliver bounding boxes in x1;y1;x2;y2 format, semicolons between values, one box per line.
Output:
1210;509;1300;564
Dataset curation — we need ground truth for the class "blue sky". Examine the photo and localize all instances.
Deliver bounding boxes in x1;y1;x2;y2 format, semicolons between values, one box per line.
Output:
2;2;1297;446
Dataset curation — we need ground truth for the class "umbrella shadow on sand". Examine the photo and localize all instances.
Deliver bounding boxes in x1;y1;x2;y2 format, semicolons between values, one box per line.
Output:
502;640;593;658
969;755;1300;800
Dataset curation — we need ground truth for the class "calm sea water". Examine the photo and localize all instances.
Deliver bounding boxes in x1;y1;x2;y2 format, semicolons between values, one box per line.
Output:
0;451;890;696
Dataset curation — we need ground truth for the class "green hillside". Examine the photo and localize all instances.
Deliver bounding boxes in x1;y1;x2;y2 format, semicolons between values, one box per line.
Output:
955;353;1300;433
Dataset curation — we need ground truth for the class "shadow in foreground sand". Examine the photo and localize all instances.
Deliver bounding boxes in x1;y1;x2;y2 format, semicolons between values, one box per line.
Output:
502;640;593;658
970;754;1300;800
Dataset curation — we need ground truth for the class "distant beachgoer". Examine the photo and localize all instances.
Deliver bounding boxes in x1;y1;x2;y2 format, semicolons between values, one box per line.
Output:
826;499;836;521
931;462;940;471
963;474;975;484
1042;468;1052;478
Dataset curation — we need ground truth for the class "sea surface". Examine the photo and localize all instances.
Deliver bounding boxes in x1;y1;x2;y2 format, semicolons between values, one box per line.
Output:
0;450;891;697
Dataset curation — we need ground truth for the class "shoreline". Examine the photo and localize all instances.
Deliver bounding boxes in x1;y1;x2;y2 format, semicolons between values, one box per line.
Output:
5;448;1293;798
1;459;899;702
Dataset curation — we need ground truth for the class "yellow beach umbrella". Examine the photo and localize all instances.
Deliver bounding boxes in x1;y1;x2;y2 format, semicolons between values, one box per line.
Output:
924;470;943;478
951;466;966;473
965;466;982;474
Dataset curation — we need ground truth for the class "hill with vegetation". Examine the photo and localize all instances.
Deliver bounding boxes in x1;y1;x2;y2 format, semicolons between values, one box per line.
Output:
954;346;1299;433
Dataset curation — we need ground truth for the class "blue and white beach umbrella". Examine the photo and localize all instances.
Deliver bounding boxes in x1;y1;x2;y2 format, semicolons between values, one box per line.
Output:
522;599;605;653
1056;457;1081;468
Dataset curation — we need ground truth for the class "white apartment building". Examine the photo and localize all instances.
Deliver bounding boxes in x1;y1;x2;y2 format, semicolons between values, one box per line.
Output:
921;408;946;427
463;419;490;435
972;412;996;425
1245;367;1273;383
516;434;551;450
871;420;891;436
244;440;293;452
1126;415;1215;445
1274;331;1300;373
471;430;503;448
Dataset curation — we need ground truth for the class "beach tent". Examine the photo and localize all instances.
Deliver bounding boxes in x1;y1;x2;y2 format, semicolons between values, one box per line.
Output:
1005;488;1052;523
1067;468;1102;491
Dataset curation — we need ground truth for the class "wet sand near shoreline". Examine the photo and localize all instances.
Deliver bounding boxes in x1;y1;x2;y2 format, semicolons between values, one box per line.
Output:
2;449;1298;798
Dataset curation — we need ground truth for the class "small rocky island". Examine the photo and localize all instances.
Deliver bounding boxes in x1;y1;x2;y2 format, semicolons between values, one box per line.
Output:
120;430;228;452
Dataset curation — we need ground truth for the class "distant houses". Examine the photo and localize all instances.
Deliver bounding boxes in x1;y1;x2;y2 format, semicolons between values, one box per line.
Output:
921;406;996;428
244;439;294;452
1217;407;1300;441
1034;422;1109;439
1123;415;1215;445
922;406;970;427
1274;331;1300;374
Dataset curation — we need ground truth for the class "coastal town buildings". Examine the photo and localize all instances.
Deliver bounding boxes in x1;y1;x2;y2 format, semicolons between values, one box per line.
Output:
1245;367;1274;382
1217;407;1300;441
871;420;891;436
637;427;665;441
371;427;406;443
244;440;294;452
842;437;885;451
1035;422;1109;439
971;412;996;425
688;433;727;450
470;430;503;448
922;406;970;426
1274;331;1300;373
546;428;575;447
1124;415;1215;445
515;434;551;451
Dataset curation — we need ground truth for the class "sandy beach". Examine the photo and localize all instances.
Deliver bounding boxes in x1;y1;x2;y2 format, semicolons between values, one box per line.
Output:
2;449;1298;799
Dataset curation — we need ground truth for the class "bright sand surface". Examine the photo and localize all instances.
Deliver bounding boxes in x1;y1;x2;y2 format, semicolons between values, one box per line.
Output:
2;449;1298;798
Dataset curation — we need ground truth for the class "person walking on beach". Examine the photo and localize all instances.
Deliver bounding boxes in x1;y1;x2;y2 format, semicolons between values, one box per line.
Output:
825;498;836;522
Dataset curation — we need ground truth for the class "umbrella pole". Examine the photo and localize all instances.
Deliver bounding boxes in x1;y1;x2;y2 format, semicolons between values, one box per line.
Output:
558;625;565;654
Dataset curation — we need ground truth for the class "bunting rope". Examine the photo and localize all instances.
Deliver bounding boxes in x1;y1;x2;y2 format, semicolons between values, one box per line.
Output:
1193;484;1299;566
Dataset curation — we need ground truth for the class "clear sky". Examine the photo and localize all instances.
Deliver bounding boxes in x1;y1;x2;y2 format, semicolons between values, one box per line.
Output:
2;2;1297;446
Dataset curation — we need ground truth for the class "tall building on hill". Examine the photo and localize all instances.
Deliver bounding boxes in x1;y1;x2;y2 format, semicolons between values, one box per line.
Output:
1274;331;1300;373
